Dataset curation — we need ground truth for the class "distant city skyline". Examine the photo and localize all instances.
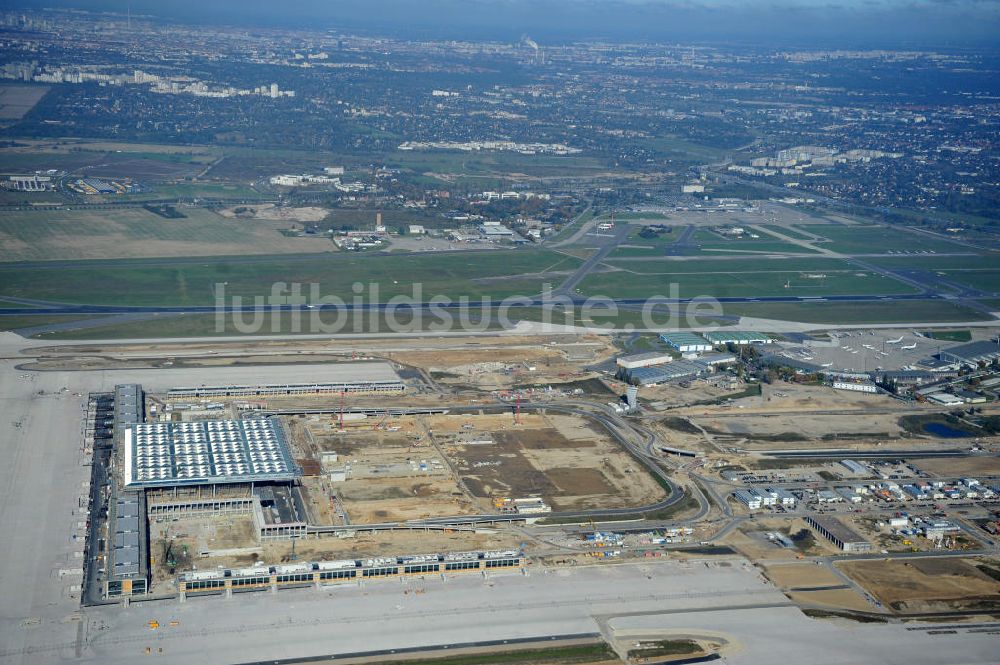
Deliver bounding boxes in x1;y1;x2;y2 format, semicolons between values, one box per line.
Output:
16;0;1000;46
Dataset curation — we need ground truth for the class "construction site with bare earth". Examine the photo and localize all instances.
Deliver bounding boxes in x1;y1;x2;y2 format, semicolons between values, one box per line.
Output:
4;325;1000;665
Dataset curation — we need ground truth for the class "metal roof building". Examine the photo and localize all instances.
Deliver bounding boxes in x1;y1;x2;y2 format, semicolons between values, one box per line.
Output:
114;384;142;435
124;417;300;490
165;362;404;398
659;332;712;353
623;360;708;385
106;491;149;597
701;330;774;345
615;352;673;369
805;515;872;553
939;340;1000;367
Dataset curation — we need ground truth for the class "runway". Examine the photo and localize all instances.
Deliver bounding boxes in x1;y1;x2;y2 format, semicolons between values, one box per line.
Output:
0;292;952;317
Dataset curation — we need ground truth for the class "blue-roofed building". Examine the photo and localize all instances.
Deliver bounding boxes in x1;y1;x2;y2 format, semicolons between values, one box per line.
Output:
659;332;711;353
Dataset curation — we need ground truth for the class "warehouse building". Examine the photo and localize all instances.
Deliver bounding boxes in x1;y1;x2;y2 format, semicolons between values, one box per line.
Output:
701;331;774;346
832;380;878;394
927;393;965;406
733;489;762;510
621;359;708;386
695;352;737;367
840;459;868;475
768;488;797;507
805;515;873;553
616;352;674;369
939;340;1000;368
659;332;712;353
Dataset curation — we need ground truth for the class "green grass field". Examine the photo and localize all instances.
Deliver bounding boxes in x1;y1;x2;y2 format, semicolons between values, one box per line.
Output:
0;298;39;308
799;224;969;254
0;206;337;261
761;224;817;241
921;329;972;342
609;212;670;221
868;255;997;270
130;182;263;200
578;266;915;299
689;227;820;254
596;257;916;299
609;227;683;257
719;300;992;324
605;257;853;275
933;270;1000;293
0;314;109;332
0;250;579;306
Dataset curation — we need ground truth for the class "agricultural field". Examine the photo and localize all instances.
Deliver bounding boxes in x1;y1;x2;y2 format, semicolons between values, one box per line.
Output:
0;206;334;261
0;249;578;306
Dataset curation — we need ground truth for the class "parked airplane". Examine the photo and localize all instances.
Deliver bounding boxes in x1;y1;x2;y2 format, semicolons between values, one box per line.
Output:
901;343;917;350
886;336;904;344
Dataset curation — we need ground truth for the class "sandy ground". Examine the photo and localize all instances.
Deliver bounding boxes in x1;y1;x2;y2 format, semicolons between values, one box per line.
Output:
723;518;842;561
761;562;844;588
289;410;665;519
148;518;522;592
838;557;1000;613
391;344;602;391
760;563;874;611
913;457;1000;477
682;383;904;416
218;203;329;222
696;412;904;440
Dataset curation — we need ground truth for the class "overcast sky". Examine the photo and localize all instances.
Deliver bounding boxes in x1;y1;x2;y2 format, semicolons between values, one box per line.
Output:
16;1;1000;46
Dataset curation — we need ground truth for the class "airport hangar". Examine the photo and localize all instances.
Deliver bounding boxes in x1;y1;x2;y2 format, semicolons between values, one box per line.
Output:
101;362;410;600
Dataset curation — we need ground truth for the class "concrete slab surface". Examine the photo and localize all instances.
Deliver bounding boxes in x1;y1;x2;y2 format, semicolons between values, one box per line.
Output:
2;345;999;665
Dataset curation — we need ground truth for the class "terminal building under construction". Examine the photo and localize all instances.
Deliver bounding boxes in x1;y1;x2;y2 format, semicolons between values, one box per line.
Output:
179;551;525;600
165;361;405;398
92;365;529;603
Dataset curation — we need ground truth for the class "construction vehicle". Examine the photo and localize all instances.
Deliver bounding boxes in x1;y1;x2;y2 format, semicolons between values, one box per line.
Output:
372;412;390;431
148;620;159;630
